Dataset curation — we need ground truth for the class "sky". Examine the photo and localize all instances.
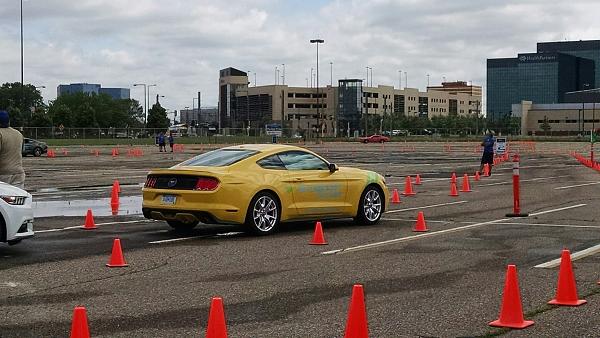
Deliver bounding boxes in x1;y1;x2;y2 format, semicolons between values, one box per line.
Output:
1;0;600;113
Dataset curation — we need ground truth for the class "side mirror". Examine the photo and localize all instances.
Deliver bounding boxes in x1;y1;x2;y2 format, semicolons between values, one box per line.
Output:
328;163;339;172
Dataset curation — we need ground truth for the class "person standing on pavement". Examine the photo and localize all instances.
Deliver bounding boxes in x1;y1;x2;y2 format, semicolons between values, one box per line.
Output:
158;132;166;152
479;130;496;176
0;111;25;189
168;131;174;152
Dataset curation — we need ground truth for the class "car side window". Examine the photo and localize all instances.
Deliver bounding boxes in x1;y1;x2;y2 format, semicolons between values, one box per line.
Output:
257;155;286;170
278;151;329;170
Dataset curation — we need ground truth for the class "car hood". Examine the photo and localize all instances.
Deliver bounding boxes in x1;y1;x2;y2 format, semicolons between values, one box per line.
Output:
0;181;29;196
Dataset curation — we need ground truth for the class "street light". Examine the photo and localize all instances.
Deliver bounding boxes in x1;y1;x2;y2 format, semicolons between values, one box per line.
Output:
148;84;157;110
132;83;147;123
281;64;285;85
427;74;430;87
330;62;333;86
310;38;324;137
398;70;402;89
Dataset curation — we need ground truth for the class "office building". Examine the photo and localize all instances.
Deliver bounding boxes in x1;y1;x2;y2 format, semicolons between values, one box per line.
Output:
57;83;130;100
179;107;218;126
218;67;481;136
514;100;600;136
487;40;598;121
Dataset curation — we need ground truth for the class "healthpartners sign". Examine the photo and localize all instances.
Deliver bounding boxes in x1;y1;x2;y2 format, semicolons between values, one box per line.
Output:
518;54;557;63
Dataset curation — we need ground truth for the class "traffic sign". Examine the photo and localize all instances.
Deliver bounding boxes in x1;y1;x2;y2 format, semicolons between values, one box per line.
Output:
495;137;507;155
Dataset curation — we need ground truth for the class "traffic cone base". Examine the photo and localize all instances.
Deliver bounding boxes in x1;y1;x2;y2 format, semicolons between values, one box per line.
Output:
489;318;534;329
548;299;586;306
310;222;327;245
106;239;128;267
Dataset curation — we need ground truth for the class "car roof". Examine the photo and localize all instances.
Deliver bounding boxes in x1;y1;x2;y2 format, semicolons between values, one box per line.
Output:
222;144;304;153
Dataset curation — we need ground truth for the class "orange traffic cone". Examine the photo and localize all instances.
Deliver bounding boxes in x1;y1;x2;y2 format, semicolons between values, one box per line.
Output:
391;189;401;204
484;163;490;177
83;209;97;230
113;179;121;193
413;211;428;232
414;174;422;185
70;306;91;338
450;172;457;183
310;221;327;245
449;181;459;197
344;284;369;338
106;238;128;267
206;297;228;338
489;265;534;329
402;176;416;196
110;186;119;213
474;171;481;181
548;249;587;306
460;173;472;192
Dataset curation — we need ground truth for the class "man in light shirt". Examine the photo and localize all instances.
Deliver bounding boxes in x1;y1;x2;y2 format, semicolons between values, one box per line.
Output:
0;110;25;189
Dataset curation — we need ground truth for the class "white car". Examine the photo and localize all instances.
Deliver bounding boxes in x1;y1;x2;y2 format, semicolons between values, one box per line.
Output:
0;181;34;245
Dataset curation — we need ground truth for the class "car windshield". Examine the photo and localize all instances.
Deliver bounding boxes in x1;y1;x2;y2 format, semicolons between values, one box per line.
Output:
176;149;258;167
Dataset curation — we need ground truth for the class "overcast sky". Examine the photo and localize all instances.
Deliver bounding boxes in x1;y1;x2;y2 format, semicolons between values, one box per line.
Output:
1;0;600;113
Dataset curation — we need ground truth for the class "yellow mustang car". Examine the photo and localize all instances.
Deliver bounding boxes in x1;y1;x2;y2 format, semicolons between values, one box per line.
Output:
142;144;389;235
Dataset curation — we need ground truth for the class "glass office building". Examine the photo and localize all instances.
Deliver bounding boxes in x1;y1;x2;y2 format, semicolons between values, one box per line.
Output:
487;46;595;120
337;79;363;136
538;40;600;89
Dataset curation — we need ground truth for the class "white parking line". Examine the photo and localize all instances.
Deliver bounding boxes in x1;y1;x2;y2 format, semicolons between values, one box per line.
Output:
322;204;587;255
478;175;571;187
35;220;150;233
535;243;600;269
149;236;204;244
495;222;600;229
554;181;600;190
385;201;468;214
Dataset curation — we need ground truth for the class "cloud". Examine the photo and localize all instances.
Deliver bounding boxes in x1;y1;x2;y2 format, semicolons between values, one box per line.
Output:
2;0;600;112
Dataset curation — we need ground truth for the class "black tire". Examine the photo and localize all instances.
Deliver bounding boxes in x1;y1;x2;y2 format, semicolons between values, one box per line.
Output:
33;147;42;157
0;216;6;243
355;185;384;225
245;191;281;235
167;220;198;231
363;140;368;143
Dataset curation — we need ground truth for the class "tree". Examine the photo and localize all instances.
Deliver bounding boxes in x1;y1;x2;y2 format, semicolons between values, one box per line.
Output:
0;82;44;127
146;102;169;129
539;116;551;135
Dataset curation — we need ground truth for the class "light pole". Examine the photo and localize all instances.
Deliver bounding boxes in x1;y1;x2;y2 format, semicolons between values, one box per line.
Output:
310;68;314;87
20;0;24;117
427;74;430;87
274;66;278;85
404;72;408;88
330;62;333;86
133;83;147;124
281;64;285;85
310;38;324;137
365;67;370;88
147;84;157;109
369;67;373;87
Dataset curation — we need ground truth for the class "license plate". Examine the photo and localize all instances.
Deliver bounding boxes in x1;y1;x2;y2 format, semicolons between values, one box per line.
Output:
161;195;177;205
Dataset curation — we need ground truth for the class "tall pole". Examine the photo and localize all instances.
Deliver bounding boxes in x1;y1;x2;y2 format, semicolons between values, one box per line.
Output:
281;64;285;85
310;39;324;137
370;67;373;87
427;74;430;87
310;68;313;87
404;72;408;88
20;0;24;117
274;66;278;85
330;62;333;86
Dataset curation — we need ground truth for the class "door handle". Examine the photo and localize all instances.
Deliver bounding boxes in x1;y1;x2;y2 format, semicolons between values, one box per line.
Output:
294;177;304;181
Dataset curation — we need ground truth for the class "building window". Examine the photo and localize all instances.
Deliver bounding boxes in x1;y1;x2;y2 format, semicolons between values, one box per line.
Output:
288;103;294;108
288;93;294;98
295;93;311;98
296;103;311;109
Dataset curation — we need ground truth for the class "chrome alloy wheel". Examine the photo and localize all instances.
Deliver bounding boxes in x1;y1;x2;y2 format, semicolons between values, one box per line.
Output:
253;196;278;232
363;189;382;222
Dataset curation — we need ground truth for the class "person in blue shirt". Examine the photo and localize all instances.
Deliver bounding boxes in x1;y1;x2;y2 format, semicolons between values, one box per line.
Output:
168;132;174;152
157;132;166;152
479;131;495;175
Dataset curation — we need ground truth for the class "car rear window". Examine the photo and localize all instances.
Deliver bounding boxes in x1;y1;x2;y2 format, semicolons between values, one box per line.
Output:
176;149;258;167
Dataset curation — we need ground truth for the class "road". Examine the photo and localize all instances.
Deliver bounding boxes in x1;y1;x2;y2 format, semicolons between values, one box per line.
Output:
1;141;600;337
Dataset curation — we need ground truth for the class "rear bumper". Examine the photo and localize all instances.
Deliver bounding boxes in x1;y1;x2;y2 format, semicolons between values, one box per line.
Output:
142;207;242;225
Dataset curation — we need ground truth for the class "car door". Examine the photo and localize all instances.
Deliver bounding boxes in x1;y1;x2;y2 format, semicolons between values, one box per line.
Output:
22;138;32;155
278;151;348;218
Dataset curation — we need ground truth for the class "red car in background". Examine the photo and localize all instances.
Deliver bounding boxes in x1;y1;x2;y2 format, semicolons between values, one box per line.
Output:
359;134;390;143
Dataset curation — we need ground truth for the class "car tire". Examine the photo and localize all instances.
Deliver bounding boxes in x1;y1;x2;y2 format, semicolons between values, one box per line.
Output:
167;220;198;231
245;191;281;235
355;185;384;225
33;147;42;157
363;140;368;143
0;216;5;243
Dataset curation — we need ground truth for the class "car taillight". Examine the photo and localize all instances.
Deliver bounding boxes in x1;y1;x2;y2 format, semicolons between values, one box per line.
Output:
195;177;219;191
145;177;157;188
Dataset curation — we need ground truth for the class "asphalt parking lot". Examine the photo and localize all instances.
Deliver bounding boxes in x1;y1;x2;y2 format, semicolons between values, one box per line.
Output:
1;141;600;337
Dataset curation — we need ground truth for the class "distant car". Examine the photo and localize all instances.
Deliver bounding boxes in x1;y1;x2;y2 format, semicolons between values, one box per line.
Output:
22;138;48;157
142;144;389;235
0;181;34;245
392;129;409;136
359;135;390;143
